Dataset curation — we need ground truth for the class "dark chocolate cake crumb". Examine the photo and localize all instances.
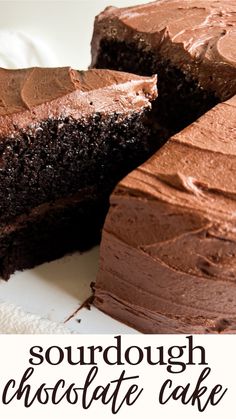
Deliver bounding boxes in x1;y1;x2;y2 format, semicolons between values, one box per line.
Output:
0;67;157;279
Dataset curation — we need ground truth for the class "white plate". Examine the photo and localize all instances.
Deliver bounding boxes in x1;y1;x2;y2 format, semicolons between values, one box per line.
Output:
0;0;151;333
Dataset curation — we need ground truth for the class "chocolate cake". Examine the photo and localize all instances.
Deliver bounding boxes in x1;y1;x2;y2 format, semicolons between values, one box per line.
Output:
95;95;236;334
91;0;236;137
0;67;157;279
93;0;236;333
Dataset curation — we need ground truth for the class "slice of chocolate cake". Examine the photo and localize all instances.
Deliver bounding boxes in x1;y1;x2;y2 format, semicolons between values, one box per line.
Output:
95;95;236;334
0;67;157;279
91;0;236;137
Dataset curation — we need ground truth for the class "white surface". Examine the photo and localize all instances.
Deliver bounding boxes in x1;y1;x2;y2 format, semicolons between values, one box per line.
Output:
0;301;71;333
0;0;150;334
0;250;138;333
0;30;57;68
0;0;151;70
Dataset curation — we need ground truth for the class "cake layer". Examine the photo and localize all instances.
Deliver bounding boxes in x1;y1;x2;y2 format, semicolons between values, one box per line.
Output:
0;67;157;277
95;95;236;334
0;67;157;224
91;0;236;135
0;193;107;280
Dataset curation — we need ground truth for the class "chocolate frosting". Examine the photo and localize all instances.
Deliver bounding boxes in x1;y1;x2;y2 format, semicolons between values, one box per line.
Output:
91;0;236;100
0;67;157;137
95;94;236;333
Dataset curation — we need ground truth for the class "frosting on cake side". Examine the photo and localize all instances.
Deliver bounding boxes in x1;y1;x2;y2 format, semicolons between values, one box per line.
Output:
95;94;236;333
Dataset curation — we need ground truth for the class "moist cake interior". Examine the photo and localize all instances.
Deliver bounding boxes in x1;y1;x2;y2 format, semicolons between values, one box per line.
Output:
0;112;153;223
0;67;157;279
0;110;153;279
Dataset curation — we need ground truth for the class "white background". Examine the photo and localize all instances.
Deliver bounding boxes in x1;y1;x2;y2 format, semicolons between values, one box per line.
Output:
0;0;151;69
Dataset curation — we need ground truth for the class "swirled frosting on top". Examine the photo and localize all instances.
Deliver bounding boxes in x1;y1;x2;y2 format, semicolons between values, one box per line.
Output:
0;67;157;137
95;94;236;333
92;0;236;100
